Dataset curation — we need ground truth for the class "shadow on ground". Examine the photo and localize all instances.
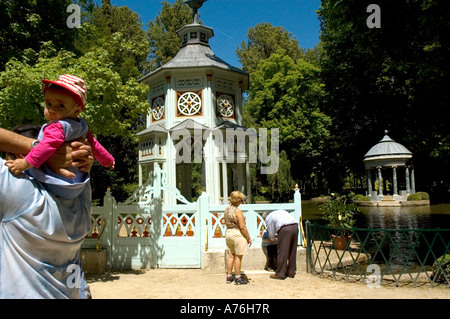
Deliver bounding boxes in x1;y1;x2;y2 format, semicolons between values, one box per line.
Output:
86;269;146;283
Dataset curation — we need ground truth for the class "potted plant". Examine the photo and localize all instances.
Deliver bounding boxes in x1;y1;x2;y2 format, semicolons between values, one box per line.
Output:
81;219;108;274
319;193;359;250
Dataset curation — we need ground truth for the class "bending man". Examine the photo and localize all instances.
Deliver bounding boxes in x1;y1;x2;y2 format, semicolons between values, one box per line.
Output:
263;209;299;280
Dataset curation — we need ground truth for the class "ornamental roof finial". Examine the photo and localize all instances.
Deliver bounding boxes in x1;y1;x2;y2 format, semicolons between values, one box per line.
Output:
183;0;208;24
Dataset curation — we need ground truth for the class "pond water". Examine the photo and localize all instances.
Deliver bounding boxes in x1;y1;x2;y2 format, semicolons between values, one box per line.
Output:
301;200;450;230
302;200;450;267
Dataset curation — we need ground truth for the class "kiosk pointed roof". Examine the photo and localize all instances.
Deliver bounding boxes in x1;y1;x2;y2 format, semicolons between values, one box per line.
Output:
139;1;248;88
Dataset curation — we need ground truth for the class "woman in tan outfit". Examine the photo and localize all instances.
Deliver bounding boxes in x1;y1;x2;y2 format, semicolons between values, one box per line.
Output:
224;191;252;284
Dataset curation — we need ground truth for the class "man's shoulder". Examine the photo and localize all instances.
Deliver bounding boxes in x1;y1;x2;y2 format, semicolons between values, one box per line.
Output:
0;157;48;220
270;209;288;217
0;157;13;179
0;157;6;178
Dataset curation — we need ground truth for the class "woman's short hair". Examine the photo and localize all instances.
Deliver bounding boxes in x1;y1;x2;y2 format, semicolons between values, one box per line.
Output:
229;191;245;206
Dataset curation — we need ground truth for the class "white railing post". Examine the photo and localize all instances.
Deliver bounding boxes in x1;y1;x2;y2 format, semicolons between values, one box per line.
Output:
103;188;116;268
198;192;209;256
293;185;303;246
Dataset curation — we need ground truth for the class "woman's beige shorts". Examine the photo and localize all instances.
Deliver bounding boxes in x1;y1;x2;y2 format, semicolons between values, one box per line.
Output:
226;228;248;255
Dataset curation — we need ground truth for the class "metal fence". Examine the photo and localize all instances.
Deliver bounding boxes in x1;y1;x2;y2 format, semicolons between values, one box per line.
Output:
305;221;450;288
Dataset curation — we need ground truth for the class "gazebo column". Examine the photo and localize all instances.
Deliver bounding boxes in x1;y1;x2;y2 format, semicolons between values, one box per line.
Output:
410;167;416;194
221;160;228;204
392;166;398;195
237;163;245;194
366;169;373;195
377;166;383;196
246;160;251;203
405;166;411;194
166;135;177;205
204;134;218;204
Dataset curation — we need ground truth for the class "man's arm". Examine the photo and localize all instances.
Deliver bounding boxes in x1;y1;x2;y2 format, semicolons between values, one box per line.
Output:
1;128;94;177
266;216;277;241
0;128;33;155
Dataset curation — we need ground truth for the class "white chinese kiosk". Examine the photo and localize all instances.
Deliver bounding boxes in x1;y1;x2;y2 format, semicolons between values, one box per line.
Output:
138;0;251;204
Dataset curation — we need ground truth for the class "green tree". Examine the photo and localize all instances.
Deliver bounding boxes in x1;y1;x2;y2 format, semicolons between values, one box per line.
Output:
73;1;152;201
318;0;450;194
0;0;87;69
0;43;147;138
77;1;149;81
246;49;331;192
145;0;192;72
236;23;305;73
303;42;325;67
0;42;148;201
266;150;294;202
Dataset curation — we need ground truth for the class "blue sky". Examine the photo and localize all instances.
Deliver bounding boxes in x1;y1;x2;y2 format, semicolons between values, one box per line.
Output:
104;0;322;68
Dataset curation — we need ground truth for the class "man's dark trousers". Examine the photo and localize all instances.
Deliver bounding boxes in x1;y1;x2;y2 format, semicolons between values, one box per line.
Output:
276;224;298;278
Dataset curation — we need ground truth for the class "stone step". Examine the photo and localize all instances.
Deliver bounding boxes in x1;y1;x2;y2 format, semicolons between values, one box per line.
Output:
202;247;306;274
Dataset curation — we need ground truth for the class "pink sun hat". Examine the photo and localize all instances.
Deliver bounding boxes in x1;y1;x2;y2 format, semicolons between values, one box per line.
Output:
42;74;87;109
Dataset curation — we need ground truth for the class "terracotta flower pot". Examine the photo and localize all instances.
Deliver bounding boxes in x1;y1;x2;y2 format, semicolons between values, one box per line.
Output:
332;234;351;250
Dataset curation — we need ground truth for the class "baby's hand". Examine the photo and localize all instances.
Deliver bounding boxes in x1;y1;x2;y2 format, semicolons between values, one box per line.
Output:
109;161;115;170
5;158;32;175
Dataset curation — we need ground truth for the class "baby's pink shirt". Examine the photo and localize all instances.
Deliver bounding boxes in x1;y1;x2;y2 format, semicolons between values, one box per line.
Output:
25;122;114;168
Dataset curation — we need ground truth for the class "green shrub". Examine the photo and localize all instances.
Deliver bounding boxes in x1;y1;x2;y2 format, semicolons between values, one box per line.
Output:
253;195;268;202
354;194;370;201
431;254;450;284
319;193;359;230
407;192;429;201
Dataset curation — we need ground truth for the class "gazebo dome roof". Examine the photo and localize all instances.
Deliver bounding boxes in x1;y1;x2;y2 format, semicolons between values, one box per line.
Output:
364;132;412;162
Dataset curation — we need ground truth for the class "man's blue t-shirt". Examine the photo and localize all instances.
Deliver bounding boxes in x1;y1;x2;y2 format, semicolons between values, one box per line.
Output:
0;157;91;299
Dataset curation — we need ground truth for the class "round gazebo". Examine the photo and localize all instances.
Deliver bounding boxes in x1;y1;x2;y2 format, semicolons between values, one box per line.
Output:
363;131;415;202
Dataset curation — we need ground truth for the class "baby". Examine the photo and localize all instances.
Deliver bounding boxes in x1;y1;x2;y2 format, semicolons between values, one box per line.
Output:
6;74;115;198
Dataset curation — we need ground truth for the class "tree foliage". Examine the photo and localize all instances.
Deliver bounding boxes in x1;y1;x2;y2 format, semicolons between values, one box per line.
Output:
77;1;149;81
0;41;148;202
145;0;192;72
245;49;331;195
3;0;447;201
0;0;85;69
0;42;147;139
318;0;450;194
236;23;305;73
266;150;294;202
